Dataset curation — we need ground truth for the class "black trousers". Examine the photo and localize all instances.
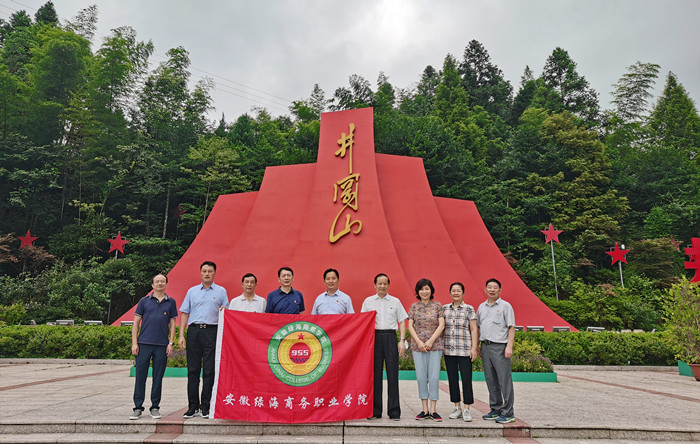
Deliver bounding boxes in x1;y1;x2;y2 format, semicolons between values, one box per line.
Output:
444;354;474;404
373;330;400;418
186;325;217;410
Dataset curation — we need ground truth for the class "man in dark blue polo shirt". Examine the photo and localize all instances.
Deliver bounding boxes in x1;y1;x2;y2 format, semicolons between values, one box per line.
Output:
130;274;178;420
265;266;305;314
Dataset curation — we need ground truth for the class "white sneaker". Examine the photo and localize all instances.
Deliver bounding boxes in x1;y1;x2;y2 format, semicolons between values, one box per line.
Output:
463;408;472;422
448;407;462;419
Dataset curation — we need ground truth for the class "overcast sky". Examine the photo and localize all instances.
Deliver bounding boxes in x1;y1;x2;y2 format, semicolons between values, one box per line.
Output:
4;0;700;122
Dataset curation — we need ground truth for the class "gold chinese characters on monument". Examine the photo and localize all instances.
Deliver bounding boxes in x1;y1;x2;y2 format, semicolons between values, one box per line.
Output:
329;123;363;243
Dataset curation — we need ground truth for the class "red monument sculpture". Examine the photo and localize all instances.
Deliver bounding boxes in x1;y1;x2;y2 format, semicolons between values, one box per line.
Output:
116;108;573;330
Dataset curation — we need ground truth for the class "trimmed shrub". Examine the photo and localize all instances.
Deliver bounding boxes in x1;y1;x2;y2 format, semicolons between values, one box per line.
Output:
520;331;675;366
0;326;675;367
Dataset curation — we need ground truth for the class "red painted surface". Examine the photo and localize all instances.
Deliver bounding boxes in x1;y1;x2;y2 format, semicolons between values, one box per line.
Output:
116;107;573;330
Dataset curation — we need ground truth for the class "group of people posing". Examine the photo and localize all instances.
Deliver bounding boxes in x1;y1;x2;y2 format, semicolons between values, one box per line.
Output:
130;261;516;425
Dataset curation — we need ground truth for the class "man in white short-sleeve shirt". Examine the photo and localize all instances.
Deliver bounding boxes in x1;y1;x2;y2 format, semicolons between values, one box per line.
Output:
227;273;266;313
361;273;407;420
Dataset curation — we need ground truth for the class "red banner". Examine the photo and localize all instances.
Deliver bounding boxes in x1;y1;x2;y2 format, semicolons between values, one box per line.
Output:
211;310;375;423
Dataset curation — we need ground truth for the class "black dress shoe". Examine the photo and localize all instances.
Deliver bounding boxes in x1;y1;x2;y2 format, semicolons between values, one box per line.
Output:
183;407;198;418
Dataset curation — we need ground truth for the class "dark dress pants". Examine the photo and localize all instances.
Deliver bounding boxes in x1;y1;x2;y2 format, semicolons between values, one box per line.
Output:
133;343;168;410
186;325;217;410
373;330;401;418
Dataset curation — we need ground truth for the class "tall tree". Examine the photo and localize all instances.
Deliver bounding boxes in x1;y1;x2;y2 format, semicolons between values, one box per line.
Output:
28;26;91;146
330;74;373;111
136;46;213;238
0;62;27;136
434;54;469;123
605;62;660;153
0;135;61;233
610;62;660;123
0;11;36;77
374;72;395;114
648;72;700;158
459;40;513;119
181;136;249;229
532;47;600;124
510;66;537;125
64;5;98;43
534;112;629;262
34;2;59;26
397;65;439;117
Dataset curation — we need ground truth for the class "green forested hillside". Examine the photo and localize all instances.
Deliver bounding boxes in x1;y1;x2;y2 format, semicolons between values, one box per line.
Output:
1;3;698;328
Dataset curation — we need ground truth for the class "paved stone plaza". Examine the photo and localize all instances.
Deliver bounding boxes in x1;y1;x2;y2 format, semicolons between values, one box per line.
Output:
0;360;698;443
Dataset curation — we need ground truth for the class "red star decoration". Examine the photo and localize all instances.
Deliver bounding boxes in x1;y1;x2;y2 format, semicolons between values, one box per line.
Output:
18;229;38;249
606;243;630;265
540;223;563;244
297;333;305;340
108;231;130;254
684;237;700;283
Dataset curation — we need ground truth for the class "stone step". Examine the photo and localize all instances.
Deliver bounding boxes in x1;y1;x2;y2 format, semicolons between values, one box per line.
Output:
0;419;504;438
0;433;511;444
2;420;698;443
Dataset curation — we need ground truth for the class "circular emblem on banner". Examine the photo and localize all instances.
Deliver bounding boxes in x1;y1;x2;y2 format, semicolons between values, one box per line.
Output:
268;321;332;387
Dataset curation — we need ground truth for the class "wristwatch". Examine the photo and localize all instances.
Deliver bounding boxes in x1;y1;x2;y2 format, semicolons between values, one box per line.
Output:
168;342;174;346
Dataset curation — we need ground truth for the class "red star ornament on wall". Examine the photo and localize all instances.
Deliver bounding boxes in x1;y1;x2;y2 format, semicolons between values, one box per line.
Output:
684;237;700;283
540;223;563;244
606;243;630;265
18;229;38;249
108;231;130;254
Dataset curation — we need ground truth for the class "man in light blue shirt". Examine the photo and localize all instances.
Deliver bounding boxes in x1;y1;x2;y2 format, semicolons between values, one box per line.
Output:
178;261;229;419
311;268;354;314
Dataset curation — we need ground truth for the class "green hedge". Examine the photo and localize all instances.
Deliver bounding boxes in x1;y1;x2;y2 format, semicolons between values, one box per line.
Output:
518;331;675;366
0;325;133;359
0;326;675;367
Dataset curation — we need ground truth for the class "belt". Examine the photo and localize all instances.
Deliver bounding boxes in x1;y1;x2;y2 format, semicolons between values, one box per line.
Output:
376;329;396;334
481;339;502;345
193;324;217;328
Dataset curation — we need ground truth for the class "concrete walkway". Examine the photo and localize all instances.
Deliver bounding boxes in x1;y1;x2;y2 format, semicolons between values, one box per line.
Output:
0;360;698;443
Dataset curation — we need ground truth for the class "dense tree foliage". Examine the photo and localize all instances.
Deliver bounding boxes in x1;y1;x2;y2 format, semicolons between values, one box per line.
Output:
1;3;698;329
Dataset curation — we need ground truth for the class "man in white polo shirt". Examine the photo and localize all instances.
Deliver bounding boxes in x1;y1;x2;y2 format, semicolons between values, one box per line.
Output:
361;273;407;421
227;273;266;313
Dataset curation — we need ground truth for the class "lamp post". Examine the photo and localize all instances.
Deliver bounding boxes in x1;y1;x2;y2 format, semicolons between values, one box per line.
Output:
619;244;625;288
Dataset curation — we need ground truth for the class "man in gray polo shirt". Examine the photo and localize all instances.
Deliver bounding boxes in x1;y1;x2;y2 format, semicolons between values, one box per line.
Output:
476;278;516;424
